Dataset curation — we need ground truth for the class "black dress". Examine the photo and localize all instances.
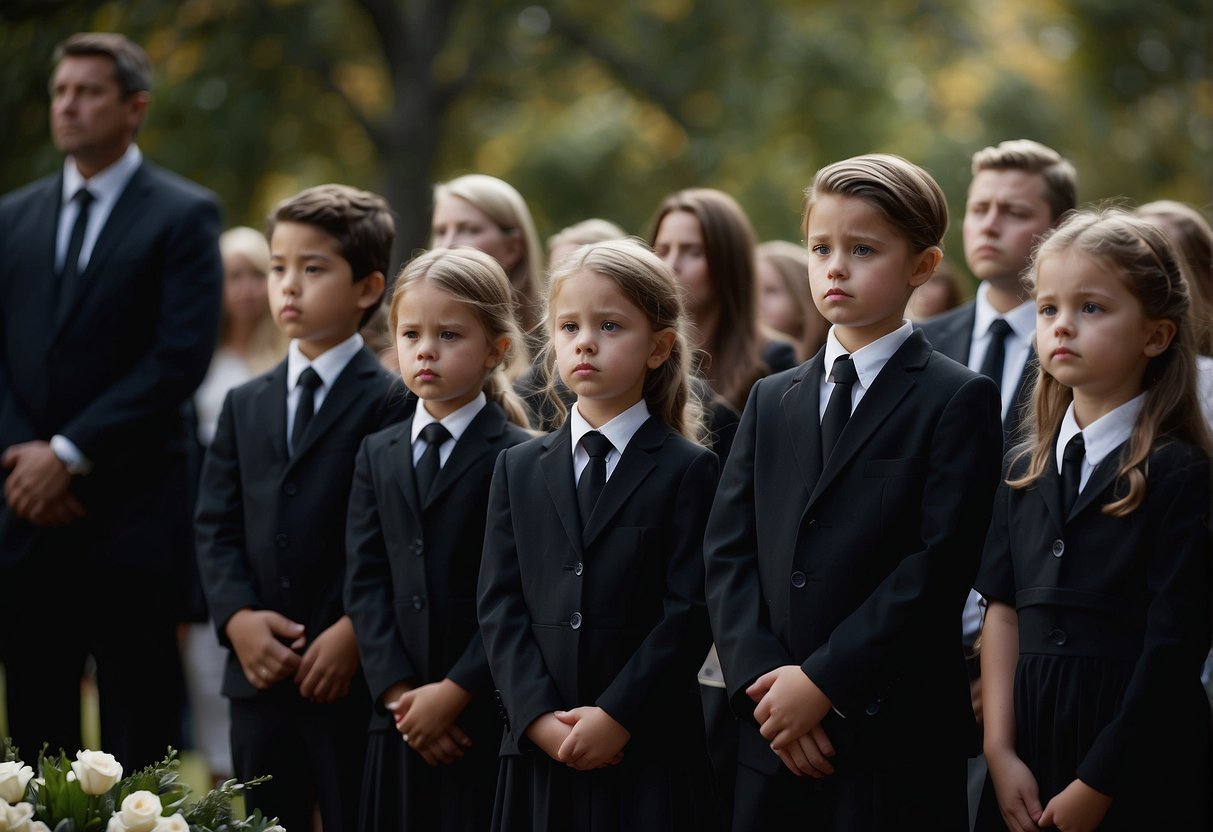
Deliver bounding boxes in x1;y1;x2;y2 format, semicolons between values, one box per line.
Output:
974;438;1212;830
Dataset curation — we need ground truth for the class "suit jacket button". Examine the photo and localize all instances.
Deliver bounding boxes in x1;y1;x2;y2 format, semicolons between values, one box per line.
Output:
807;519;817;528
412;595;425;610
865;701;881;716
412;538;423;556
275;533;289;548
1052;539;1065;557
280;577;291;589
790;571;807;588
569;612;582;630
574;562;584;577
283;482;298;496
1049;628;1067;646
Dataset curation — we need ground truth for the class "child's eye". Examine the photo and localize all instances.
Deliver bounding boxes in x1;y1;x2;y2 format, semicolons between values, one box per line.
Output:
601;321;619;332
810;244;830;256
400;329;418;340
305;265;322;275
440;330;459;341
1039;304;1056;317
853;244;873;256
560;322;578;333
1081;302;1101;314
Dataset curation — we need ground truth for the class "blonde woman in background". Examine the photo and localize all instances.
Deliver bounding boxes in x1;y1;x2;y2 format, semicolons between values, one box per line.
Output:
547;218;627;267
184;225;288;783
755;240;830;362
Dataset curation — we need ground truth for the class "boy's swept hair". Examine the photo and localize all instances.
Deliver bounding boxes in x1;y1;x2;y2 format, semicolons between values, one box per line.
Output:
971;139;1078;223
218;226;287;375
647;188;768;413
542;239;706;443
1009;207;1211;516
433;174;543;332
1135;200;1213;357
267;184;394;326
54;32;152;97
803;153;949;254
389;248;532;429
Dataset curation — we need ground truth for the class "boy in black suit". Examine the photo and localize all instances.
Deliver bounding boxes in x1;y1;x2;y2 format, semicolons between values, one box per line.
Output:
704;155;1003;830
195;184;411;832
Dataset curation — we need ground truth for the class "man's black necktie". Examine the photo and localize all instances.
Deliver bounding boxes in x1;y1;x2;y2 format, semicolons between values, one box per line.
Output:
57;188;94;324
979;318;1014;390
290;367;323;454
577;431;613;528
1061;431;1086;518
821;355;857;463
414;422;452;499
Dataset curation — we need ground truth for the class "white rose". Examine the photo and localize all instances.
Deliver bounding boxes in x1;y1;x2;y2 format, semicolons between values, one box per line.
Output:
0;797;35;832
106;815;128;832
29;822;51;832
0;762;34;804
265;826;286;832
115;790;162;832
70;751;122;796
150;814;188;832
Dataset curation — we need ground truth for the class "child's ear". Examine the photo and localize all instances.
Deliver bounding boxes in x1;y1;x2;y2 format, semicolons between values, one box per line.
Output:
485;336;511;370
1142;318;1177;357
908;246;943;289
646;328;677;370
355;271;387;310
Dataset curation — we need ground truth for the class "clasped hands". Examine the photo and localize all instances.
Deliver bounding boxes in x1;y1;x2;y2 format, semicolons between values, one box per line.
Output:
986;747;1112;832
226;611;359;704
2;440;84;527
388;678;473;767
526;707;629;771
747;665;837;779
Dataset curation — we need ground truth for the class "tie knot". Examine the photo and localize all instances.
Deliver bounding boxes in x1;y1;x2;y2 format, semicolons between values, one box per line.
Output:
987;318;1013;341
581;431;613;460
297;367;322;392
828;355;858;386
420;422;451;447
1063;431;1085;464
74;188;94;207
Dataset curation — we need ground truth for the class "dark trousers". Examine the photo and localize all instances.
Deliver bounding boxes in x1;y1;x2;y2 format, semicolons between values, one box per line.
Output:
1;529;184;769
230;683;368;832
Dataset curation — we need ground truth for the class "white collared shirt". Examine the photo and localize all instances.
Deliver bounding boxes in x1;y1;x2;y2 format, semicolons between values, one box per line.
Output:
285;334;365;454
1055;393;1144;492
57;144;143;273
569;398;650;484
969;283;1035;418
818;321;914;421
411;391;487;467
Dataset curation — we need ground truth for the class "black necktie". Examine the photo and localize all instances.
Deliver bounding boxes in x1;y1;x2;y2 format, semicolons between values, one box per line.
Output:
979;318;1014;390
414;422;452;499
577;431;613;528
1061;431;1085;518
290;367;323;454
57;188;94;324
821;355;857;463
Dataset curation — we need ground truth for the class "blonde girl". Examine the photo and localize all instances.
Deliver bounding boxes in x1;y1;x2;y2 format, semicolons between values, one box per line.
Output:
345;248;532;831
976;209;1212;832
477;239;718;831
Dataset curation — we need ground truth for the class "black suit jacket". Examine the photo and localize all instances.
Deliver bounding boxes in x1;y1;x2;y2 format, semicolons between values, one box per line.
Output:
975;439;1212;810
344;401;530;728
477;415;719;760
918;301;1036;441
194;348;412;699
0;161;222;569
704;330;1003;774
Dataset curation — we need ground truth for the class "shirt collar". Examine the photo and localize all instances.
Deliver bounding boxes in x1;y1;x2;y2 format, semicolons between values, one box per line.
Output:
570;398;651;457
974;282;1035;345
823;320;914;390
63;144;142;204
1056;393;1145;472
287;333;365;391
412;391;487;445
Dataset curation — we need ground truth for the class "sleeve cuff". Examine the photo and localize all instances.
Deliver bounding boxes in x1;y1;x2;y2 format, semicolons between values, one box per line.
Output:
50;434;92;476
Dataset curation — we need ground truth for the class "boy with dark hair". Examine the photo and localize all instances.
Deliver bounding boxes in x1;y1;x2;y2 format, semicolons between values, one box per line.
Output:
196;184;411;832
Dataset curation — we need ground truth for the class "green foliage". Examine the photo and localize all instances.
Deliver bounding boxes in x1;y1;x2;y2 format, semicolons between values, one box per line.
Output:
1;0;1208;290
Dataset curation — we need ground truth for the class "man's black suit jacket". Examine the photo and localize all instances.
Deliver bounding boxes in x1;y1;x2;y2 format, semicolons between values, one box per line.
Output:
0;161;222;571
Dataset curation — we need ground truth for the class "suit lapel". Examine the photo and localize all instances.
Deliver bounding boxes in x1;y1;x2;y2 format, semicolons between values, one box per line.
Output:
582;416;662;547
540;423;584;558
424;402;505;509
807;331;928;508
287;348;378;471
780;354;824;492
36;177;63;331
391;416;423;519
252;360;290;464
1035;452;1066;532
1070;443;1123;521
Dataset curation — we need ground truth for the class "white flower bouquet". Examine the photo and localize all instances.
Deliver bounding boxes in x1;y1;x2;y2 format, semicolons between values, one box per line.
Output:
0;739;283;832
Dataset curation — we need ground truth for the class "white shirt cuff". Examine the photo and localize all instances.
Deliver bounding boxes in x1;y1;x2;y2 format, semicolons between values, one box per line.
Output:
50;434;92;476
